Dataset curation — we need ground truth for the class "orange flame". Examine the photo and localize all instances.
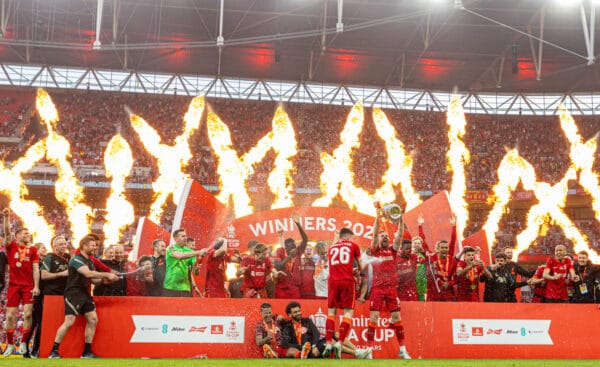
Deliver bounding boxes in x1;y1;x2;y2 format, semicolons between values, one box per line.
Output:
36;89;92;244
482;149;534;251
446;96;470;236
206;110;272;217
558;106;600;261
129;96;205;222
267;106;297;209
372;108;421;210
225;262;238;280
313;102;367;210
103;134;135;244
0;140;53;244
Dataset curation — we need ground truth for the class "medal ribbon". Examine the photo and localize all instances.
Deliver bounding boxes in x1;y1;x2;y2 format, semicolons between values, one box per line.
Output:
293;320;302;344
18;245;28;262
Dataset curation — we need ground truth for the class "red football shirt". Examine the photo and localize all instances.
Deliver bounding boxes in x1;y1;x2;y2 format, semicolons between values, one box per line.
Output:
273;247;302;290
367;247;397;288
7;240;39;286
328;240;361;282
241;255;272;291
544;257;573;301
205;248;230;296
532;265;546;302
396;253;418;301
456;260;484;302
299;256;316;297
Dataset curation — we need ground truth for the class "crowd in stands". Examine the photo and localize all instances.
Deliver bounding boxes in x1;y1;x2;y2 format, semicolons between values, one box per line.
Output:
0;87;599;260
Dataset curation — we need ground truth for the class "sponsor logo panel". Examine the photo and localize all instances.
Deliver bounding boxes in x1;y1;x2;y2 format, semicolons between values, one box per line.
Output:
130;316;245;343
452;319;552;345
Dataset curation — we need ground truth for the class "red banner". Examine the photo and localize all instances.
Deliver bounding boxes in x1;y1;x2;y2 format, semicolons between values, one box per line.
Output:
173;180;229;246
404;191;458;253
224;206;390;250
131;217;171;258
40;296;600;359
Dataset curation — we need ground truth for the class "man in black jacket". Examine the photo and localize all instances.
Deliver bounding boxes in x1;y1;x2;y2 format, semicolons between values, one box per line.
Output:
503;247;535;302
572;251;599;303
482;253;527;302
279;301;320;358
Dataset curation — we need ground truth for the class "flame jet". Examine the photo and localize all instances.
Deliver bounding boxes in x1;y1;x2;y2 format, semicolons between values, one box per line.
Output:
129;96;205;222
267;106;297;209
36;89;93;243
445;96;471;236
103;134;135;244
0;140;53;245
372;108;421;211
206;110;273;217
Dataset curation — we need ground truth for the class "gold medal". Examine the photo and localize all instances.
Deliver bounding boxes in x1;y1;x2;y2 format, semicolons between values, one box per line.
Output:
15;261;21;268
470;284;476;290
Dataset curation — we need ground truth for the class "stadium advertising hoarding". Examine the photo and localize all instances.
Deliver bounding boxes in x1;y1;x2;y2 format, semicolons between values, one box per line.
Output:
41;297;600;359
452;319;552;345
130;316;245;343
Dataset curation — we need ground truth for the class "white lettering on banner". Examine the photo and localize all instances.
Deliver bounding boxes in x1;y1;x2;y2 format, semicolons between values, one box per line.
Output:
248;216;374;239
130;315;245;343
332;315;394;343
452;319;553;345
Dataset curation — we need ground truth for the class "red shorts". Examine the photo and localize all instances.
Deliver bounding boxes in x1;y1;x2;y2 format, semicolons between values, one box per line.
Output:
369;286;400;312
6;284;35;308
328;279;355;310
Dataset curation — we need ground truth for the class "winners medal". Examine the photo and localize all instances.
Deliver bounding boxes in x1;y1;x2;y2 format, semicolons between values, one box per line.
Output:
15;261;22;268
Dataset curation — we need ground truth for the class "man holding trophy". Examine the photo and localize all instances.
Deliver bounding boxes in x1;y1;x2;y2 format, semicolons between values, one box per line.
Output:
363;202;411;359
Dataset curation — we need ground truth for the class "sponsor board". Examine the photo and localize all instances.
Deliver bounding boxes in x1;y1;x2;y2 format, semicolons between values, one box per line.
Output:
130;315;244;343
452;319;552;345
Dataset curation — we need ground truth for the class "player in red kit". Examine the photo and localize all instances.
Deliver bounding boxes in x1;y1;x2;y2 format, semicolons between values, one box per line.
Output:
323;227;363;359
393;215;418;301
365;207;410;359
205;238;240;298
419;213;458;301
3;208;40;357
456;247;491;301
543;244;579;303
238;243;274;298
273;214;308;299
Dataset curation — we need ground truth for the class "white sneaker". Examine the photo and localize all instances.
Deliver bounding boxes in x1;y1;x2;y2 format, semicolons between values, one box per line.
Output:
333;341;342;360
399;346;411;360
3;344;15;357
355;347;373;359
322;343;333;358
19;343;27;355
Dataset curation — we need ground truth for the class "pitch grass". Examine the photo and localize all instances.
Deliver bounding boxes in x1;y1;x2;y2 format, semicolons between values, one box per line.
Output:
2;360;598;367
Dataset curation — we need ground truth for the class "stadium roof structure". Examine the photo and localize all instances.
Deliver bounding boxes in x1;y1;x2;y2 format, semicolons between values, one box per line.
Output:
0;0;600;114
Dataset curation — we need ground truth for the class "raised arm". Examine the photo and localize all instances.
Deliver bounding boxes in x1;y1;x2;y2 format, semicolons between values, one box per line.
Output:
371;207;381;251
448;214;457;256
212;238;228;258
392;214;404;252
273;230;289;271
292;213;308;254
417;213;432;253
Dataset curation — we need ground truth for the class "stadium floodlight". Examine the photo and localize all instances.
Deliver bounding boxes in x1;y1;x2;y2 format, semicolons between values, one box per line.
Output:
454;0;464;10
